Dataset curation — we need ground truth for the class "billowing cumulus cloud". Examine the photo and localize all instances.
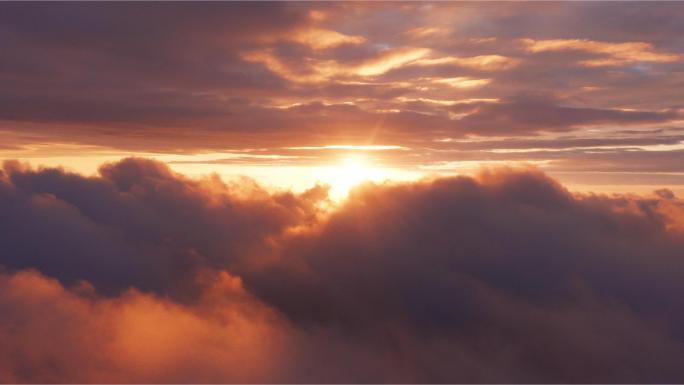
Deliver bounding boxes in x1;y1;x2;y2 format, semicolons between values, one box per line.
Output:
0;269;293;383
2;158;684;382
0;158;328;298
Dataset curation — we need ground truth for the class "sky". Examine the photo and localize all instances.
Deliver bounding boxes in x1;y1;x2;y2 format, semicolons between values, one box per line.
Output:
1;2;684;195
2;2;684;383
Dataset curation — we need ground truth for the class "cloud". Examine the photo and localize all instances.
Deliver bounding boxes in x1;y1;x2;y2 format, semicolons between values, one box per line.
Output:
0;2;682;162
0;269;293;383
290;28;366;50
245;168;684;382
1;3;684;379
453;97;677;134
521;38;682;67
412;54;520;71
403;26;450;39
2;158;684;382
241;46;432;83
0;158;327;298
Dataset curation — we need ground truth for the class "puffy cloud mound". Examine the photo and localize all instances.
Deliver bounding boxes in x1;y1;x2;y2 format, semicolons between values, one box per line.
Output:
0;158;327;299
0;269;293;383
1;158;684;382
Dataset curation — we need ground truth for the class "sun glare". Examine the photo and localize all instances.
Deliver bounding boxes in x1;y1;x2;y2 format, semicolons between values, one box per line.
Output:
323;154;385;200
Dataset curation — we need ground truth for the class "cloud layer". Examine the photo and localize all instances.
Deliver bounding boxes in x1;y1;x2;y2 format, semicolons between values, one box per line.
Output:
2;158;684;382
1;2;683;188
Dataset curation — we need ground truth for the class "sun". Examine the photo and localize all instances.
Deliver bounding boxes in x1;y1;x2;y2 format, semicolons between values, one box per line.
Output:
323;154;385;200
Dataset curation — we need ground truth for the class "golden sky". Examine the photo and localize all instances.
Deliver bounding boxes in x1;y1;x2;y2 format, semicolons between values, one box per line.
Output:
1;2;684;197
0;3;684;195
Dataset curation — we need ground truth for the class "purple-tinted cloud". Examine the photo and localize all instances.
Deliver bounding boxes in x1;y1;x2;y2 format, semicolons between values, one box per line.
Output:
2;158;684;382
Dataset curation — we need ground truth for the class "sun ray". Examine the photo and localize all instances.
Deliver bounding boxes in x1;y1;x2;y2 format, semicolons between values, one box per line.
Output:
322;154;385;200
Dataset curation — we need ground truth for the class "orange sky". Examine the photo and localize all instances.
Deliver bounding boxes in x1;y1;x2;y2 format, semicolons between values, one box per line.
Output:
1;2;683;197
